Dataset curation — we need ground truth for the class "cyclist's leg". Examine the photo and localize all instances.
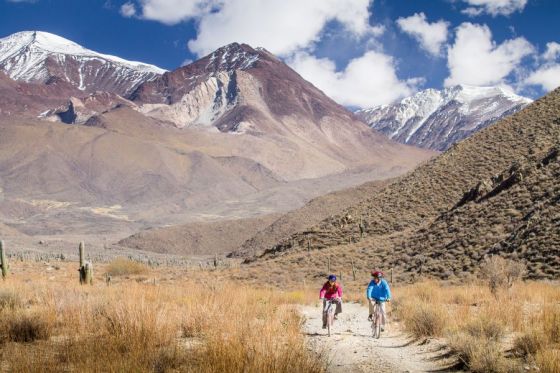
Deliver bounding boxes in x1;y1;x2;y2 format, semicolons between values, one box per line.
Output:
335;299;342;317
380;302;387;327
322;299;328;328
368;299;375;320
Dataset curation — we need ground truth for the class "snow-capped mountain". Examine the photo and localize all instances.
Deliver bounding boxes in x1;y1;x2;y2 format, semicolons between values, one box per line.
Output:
356;85;532;151
0;31;165;96
132;42;358;134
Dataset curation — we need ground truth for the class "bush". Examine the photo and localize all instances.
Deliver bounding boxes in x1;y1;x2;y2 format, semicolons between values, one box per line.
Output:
106;258;149;277
512;330;545;357
7;312;53;343
403;303;447;338
480;256;525;296
449;333;514;373
464;317;505;342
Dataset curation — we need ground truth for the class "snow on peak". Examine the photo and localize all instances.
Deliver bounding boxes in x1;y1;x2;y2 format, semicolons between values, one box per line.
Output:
205;43;262;72
357;85;532;150
447;84;532;105
0;31;166;84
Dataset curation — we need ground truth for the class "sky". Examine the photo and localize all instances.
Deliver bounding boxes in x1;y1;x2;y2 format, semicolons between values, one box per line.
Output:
1;0;559;108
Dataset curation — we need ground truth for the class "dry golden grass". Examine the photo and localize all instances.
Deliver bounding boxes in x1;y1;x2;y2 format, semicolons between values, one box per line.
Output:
387;280;560;372
105;257;150;277
0;262;324;373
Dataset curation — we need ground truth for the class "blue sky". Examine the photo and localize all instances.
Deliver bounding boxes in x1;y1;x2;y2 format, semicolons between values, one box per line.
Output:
1;0;559;108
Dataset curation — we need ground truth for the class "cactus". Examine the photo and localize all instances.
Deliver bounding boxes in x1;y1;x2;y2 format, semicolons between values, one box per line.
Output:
78;242;93;285
359;217;365;238
1;240;8;279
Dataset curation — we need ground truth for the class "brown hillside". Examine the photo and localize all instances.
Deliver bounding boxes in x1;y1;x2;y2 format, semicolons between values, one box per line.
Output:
118;214;280;255
231;179;390;258
239;87;560;283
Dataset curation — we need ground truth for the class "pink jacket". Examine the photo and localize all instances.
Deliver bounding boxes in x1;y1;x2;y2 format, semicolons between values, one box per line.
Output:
319;282;343;300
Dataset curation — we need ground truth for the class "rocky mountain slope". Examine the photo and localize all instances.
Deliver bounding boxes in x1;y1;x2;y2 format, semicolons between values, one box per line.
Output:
128;43;429;181
0;31;165;96
0;39;433;239
356;85;531;151
239;87;560;282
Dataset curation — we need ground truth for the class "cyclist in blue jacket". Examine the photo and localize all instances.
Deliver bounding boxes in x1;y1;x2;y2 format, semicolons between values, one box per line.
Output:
367;270;391;330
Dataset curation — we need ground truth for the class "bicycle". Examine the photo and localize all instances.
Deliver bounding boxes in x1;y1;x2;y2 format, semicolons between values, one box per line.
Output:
370;298;384;339
323;298;339;337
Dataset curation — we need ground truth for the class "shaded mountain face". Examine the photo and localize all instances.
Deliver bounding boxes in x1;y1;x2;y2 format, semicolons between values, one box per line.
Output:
356;85;532;151
0;31;165;96
242;88;559;281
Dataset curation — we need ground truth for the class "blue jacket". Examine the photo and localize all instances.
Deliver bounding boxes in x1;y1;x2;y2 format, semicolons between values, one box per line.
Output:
367;279;391;301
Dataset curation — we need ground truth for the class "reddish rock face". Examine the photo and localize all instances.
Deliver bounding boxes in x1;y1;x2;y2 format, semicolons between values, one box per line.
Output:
131;42;357;130
0;72;79;117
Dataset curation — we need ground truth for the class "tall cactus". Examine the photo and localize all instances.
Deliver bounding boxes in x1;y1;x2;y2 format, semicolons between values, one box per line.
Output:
79;241;85;268
78;242;93;285
0;240;8;279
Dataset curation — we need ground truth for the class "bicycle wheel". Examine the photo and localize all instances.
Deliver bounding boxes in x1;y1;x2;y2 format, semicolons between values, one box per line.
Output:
327;308;334;337
374;313;381;339
371;304;381;339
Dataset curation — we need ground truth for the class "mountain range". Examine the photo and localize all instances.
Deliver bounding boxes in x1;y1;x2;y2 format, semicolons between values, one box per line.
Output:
237;87;559;283
0;31;164;96
356;85;532;151
0;31;432;240
2;30;554;282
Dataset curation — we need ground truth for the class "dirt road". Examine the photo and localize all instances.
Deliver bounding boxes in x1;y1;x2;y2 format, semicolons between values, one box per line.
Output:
301;302;458;372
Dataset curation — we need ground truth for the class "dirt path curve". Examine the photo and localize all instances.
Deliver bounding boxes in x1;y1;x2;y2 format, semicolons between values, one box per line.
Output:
300;302;458;373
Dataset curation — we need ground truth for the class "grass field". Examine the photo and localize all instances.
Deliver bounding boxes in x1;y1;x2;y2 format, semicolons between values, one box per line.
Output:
0;259;558;372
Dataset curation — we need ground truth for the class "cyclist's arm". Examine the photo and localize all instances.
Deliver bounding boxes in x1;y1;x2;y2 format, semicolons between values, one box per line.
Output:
366;281;373;299
319;285;327;299
383;280;391;301
337;284;343;299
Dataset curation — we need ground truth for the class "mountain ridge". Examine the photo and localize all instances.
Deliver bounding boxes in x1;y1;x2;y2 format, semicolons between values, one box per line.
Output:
356;85;532;151
237;87;559;283
0;31;165;96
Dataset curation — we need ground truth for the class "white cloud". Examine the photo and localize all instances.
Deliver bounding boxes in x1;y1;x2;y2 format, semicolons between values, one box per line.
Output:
136;0;218;25
461;0;528;16
525;65;560;91
122;0;416;109
445;23;534;87
543;42;560;62
396;12;449;57
120;2;136;17
187;0;380;57
287;51;418;108
523;42;560;92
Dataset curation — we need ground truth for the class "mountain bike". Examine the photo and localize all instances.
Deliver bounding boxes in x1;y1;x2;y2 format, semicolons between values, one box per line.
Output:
370;299;384;339
324;299;339;337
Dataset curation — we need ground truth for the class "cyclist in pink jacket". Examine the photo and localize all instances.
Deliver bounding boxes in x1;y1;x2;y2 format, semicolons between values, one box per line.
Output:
320;274;343;328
